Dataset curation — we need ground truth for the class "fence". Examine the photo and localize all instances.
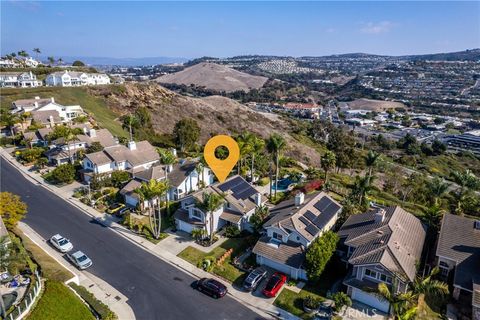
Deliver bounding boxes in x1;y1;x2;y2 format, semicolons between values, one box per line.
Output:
5;271;42;320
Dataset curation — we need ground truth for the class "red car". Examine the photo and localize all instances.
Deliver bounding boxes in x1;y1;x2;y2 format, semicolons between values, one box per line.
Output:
262;272;287;297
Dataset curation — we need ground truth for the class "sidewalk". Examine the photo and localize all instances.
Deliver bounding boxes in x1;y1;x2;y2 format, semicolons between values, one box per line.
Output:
1;149;299;320
18;222;135;320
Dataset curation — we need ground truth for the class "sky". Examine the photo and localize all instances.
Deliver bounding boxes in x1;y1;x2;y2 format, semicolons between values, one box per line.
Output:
1;1;479;59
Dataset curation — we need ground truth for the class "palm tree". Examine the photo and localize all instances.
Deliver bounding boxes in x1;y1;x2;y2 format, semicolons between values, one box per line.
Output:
321;150;336;185
365;150;381;182
136;179;169;239
57;58;64;65
33;48;41;60
63;129;78;163
122;114;138;141
0;111;19;139
249;135;265;182
236;132;253;176
377;282;416;319
195;155;208;186
351;175;375;207
17;50;28;58
426;177;450;206
423;204;444;233
266;133;286;199
452;170;480;214
197;192;224;243
158;149;176;215
412;267;449;301
47;56;55;66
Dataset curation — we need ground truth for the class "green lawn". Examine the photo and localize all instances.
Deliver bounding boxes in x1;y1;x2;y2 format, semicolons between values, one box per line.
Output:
0;86;127;138
274;256;347;319
13;228;74;282
28;281;95;320
177;236;255;283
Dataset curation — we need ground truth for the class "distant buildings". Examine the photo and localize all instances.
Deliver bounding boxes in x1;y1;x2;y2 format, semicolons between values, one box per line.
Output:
0;71;42;88
442;130;480;155
45;71;111;87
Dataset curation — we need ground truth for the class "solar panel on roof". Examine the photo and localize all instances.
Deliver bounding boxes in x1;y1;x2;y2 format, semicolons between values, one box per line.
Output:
304;210;317;222
323;202;341;217
218;176;243;191
298;216;310;227
313;197;332;212
305;224;320;236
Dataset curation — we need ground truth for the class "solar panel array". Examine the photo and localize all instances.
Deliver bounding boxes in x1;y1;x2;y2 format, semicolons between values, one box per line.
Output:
298;196;341;236
218;176;258;200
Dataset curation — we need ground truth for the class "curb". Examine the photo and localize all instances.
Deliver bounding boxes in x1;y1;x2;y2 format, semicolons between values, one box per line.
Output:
1;151;298;320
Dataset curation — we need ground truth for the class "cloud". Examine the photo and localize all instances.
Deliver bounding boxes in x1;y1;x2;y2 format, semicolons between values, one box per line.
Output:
7;0;41;11
360;21;394;34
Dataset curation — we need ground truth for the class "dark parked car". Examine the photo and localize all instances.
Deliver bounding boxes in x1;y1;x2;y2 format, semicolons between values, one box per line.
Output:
196;278;227;299
243;267;267;291
262;272;287;298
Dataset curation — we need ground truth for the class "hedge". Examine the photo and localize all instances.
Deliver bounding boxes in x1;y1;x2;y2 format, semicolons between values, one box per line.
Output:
68;283;117;320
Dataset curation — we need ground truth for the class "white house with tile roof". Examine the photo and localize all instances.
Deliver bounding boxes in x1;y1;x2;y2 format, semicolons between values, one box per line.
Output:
252;192;342;280
173;175;267;235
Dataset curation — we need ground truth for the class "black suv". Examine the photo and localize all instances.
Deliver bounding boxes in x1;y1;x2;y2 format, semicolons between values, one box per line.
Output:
196;278;228;299
243;267;267;291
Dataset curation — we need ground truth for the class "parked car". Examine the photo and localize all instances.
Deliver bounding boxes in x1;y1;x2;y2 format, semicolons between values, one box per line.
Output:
196;278;227;299
262;272;287;298
49;234;73;253
67;251;93;270
243;267;267;291
107;203;125;214
117;206;132;216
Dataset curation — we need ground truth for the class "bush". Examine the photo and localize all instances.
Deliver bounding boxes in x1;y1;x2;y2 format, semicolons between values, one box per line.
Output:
331;292;352;312
225;225;241;238
257;177;270;186
302;179;324;193
69;283;117;320
111;171;130;188
306;231;339;282
18;147;45;163
51;163;76;184
303;295;322;311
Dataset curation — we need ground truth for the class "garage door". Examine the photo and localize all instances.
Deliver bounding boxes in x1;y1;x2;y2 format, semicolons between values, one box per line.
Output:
351;288;390;313
259;256;306;280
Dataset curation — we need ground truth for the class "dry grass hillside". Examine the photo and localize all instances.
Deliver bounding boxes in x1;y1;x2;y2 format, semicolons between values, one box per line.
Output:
343;98;406;111
156;62;268;92
99;83;320;164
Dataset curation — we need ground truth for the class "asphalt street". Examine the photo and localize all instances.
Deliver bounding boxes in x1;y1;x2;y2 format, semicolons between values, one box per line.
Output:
1;158;264;320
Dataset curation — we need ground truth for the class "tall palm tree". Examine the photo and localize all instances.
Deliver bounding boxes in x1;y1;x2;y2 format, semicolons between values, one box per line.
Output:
423;204;444;233
266;133;286;199
33;48;41;60
57;58;64;65
365;150;381;182
249;135;265;182
321;150;336;184
158;149;176;215
197;192;224;243
136;179;169;239
236;132;253;176
0;111;19;139
426;177;450;206
47;56;55;66
122;114;138;141
195;155;207;186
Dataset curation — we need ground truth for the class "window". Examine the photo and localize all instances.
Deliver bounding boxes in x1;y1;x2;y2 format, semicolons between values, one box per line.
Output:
191;209;202;221
272;232;282;241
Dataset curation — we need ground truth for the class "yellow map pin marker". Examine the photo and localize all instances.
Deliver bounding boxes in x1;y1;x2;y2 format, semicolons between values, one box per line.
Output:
204;135;240;183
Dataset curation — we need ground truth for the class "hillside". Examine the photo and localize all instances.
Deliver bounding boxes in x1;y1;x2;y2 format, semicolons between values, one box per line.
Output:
0;83;320;164
156;62;268;92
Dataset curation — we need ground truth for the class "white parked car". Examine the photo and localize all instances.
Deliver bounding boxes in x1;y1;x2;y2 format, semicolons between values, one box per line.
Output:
50;234;73;253
67;251;93;270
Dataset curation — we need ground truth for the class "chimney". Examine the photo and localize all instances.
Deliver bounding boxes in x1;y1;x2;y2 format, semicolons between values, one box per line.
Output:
128;140;137;151
295;192;305;207
49;115;54;126
254;193;262;206
170;148;177;157
374;209;386;224
51;97;55;103
167;164;173;173
83;127;88;134
89;129;96;137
